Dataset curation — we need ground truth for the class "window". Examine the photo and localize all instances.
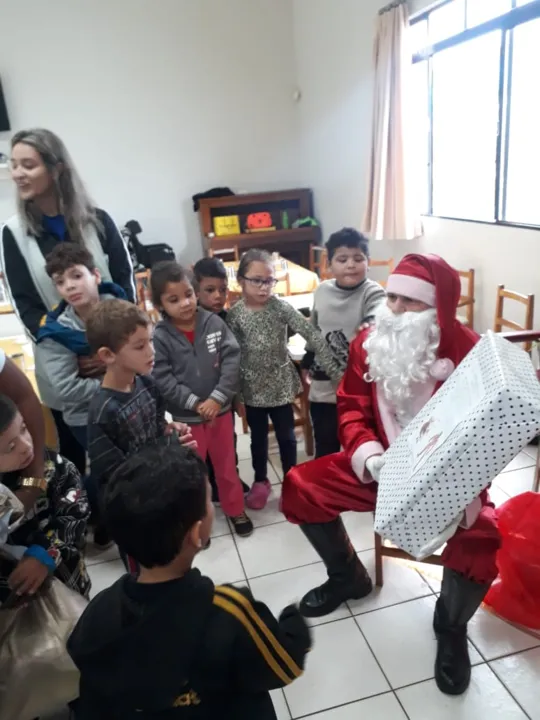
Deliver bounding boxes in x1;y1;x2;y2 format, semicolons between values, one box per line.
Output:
411;0;540;227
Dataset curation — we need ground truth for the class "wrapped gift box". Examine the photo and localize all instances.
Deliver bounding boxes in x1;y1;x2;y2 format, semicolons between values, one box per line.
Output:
374;332;540;559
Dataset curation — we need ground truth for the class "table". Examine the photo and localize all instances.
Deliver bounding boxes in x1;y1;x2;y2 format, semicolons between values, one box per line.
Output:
224;258;319;296
0;336;36;388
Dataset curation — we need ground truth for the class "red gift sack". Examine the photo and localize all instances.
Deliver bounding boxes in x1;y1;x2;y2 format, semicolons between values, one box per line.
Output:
484;491;540;631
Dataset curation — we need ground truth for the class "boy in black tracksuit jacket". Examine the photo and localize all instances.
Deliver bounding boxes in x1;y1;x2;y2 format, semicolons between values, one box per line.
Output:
67;441;311;720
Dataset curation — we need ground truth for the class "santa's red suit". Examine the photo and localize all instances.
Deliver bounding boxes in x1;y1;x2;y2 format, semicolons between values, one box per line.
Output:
281;254;500;697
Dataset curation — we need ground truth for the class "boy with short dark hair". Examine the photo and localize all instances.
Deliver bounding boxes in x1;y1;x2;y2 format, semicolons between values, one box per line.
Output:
86;299;193;489
0;393;90;606
192;256;250;500
67;441;311;720
36;243;126;446
36;244;127;548
86;299;195;569
192;256;229;320
302;227;385;457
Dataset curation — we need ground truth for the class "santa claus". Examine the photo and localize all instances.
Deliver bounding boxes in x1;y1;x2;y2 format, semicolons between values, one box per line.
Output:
282;253;500;696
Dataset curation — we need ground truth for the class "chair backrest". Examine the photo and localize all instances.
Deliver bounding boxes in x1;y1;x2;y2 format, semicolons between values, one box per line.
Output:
42;405;59;452
494;285;535;351
369;258;394;288
135;270;151;310
457;269;475;329
135;269;161;324
275;270;292;297
309;245;331;280
209;246;239;262
226;289;243;308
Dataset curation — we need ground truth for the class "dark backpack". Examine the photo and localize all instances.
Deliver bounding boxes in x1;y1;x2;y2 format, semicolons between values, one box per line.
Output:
121;220;175;270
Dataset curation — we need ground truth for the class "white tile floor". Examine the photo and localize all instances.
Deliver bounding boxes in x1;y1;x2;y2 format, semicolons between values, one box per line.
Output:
80;439;540;720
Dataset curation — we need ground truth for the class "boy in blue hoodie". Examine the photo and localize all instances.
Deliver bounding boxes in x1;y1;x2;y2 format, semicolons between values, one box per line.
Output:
35;243;126;545
36;243;127;447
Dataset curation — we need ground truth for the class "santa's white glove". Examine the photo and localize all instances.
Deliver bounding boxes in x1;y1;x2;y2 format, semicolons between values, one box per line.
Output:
365;455;385;483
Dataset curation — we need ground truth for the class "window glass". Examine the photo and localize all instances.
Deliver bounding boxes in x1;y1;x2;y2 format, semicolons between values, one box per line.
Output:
409;60;430;214
504;17;540;225
431;32;501;221
428;0;465;44
409;19;428;54
466;0;512;28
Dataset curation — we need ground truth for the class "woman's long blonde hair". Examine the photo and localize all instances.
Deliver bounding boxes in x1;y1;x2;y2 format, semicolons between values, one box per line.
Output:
11;128;100;244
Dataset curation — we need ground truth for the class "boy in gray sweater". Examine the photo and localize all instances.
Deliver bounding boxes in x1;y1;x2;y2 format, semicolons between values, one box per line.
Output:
35;243;127;548
302;228;385;457
151;261;253;538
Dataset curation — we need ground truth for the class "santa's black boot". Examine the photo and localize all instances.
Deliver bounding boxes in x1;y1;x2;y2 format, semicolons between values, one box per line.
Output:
299;518;373;618
433;568;490;695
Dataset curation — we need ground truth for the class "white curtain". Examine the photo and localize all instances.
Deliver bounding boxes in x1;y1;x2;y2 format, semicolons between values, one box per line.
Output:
362;0;422;241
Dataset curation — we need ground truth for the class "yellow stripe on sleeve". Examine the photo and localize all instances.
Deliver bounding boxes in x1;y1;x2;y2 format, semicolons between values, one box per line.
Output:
213;594;293;685
215;585;303;679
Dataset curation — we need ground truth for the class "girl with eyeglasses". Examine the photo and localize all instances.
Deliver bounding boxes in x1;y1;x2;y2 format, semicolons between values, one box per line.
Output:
227;249;341;510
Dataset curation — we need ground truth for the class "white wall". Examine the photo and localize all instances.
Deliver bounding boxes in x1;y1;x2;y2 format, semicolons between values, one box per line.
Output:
293;0;379;235
293;0;540;333
0;0;300;263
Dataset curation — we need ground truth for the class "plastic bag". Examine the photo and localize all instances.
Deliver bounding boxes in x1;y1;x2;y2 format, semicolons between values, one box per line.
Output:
484;492;540;631
0;577;87;720
0;482;25;542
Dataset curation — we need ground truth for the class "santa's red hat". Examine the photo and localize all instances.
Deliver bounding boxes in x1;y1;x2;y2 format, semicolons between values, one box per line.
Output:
386;254;479;379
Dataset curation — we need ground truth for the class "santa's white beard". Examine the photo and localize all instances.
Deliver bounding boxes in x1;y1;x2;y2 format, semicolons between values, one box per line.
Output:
364;304;440;425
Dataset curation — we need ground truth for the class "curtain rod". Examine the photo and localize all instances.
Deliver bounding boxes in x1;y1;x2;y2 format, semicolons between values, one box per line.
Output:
379;0;406;15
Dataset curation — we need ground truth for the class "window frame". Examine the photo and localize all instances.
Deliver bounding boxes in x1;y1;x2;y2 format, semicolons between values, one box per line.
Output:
411;0;540;230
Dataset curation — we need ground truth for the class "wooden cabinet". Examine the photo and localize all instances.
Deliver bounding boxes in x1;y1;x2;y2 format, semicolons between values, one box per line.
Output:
197;188;320;268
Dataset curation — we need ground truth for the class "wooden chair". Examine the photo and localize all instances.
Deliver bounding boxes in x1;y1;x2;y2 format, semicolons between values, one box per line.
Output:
42;405;59;451
268;386;314;458
275;270;292;297
209;246;239;262
238;386;314;456
457;269;475;329
494;285;535;352
309;245;331;280
263;362;314;459
293;372;314;457
235;401;249;435
374;328;540;586
226;289;243;309
135;269;160;323
369;258;394;288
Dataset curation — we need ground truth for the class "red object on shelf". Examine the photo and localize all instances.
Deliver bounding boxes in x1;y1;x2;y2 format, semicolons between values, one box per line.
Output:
246;212;273;230
484;492;540;631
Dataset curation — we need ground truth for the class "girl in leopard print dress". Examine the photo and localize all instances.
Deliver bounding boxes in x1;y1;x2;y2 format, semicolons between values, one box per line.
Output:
227;250;341;510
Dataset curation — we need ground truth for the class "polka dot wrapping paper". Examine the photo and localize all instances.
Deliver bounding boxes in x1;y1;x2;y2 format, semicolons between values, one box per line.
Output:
374;332;540;560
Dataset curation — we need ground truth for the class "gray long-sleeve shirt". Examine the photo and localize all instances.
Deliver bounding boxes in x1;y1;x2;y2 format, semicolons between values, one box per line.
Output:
305;278;386;404
152;308;240;423
34;303;102;427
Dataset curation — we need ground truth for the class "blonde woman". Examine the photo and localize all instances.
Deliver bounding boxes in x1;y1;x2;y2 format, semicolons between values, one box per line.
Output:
1;128;135;472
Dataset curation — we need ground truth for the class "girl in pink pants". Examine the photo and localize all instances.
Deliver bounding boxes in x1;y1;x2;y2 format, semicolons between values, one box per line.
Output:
150;261;253;537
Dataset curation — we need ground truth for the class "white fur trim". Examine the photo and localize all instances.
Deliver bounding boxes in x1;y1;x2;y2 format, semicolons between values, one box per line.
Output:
460;497;483;529
386;274;436;306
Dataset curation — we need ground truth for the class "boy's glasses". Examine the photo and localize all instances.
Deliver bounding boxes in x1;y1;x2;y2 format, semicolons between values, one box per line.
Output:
242;277;278;289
